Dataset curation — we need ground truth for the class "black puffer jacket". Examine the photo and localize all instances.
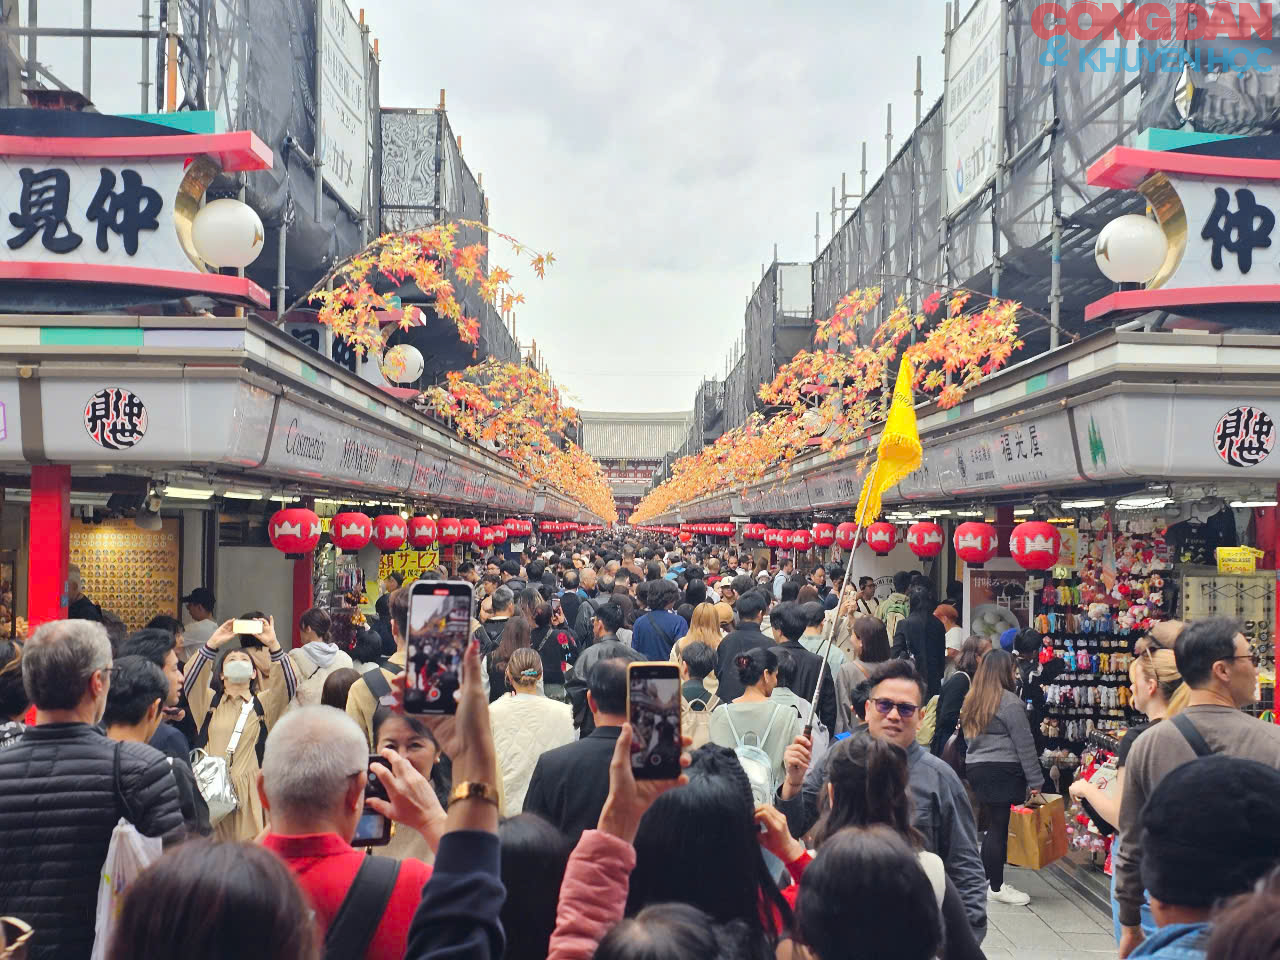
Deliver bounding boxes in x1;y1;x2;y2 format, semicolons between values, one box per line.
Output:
0;723;183;960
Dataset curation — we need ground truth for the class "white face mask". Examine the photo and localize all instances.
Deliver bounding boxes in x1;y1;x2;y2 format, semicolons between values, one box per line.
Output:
222;659;254;683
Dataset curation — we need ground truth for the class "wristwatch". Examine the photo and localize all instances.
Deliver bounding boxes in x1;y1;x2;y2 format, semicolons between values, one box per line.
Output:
448;781;499;808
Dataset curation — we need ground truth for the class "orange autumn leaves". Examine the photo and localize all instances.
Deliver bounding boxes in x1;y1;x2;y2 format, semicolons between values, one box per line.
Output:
425;359;617;523
311;221;552;360
629;288;1024;525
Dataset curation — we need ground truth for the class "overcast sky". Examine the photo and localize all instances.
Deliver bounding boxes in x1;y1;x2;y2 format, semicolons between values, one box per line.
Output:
40;0;947;413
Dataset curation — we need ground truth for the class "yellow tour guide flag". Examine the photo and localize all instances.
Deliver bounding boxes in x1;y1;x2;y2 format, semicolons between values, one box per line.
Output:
855;356;923;525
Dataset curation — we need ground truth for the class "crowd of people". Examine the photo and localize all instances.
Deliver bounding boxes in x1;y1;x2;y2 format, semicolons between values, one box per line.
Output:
1;535;1279;960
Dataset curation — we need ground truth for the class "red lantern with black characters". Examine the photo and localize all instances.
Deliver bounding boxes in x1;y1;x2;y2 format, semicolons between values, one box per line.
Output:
407;516;437;549
812;523;835;547
906;521;945;559
865;521;897;555
460;518;481;544
492;524;508;544
954;521;998;567
835;522;858;549
268;507;322;557
1010;520;1062;570
438;518;462;546
791;529;812;550
371;515;408;553
331;512;372;552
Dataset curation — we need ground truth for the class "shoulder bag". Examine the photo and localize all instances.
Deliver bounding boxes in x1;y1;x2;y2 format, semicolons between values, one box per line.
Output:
323;856;401;960
190;696;256;826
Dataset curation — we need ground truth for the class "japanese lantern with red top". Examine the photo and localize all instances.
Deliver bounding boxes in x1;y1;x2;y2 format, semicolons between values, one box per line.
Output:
1010;520;1062;570
331;512;372;551
504;518;521;535
791;529;812;550
835;522;858;549
268;507;322;557
407;515;437;549
865;521;897;555
460;518;481;544
371;515;408;553
741;524;757;540
765;528;783;547
480;526;497;548
812;523;835;547
954;521;999;568
521;519;533;535
492;524;508;545
438;518;462;546
906;521;945;559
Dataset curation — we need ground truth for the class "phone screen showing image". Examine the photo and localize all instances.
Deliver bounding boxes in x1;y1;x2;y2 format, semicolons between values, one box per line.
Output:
405;581;474;714
628;664;682;780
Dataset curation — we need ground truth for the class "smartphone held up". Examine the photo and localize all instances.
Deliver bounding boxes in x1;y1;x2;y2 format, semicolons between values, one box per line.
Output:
627;662;682;780
404;579;475;715
352;755;391;847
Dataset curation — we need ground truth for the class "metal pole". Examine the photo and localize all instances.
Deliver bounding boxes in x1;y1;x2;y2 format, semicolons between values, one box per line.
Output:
313;0;325;222
139;0;151;112
81;0;90;100
992;0;1010;298
915;55;923;126
275;211;288;315
26;0;35;90
814;211;820;258
885;102;893;167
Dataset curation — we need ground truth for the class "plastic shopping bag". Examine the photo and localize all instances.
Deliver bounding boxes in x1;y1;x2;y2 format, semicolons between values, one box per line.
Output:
89;819;162;960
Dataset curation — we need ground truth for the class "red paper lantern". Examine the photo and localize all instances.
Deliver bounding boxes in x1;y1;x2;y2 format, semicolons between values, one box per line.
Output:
371;515;408;553
742;523;758;540
331;512;372;552
504;518;521;534
791;529;812;550
1010;520;1062;570
407;516;437;549
480;526;497;547
954;521;999;567
438;518;462;546
865;521;897;555
812;523;835;547
460;518;481;544
679;531;692;543
492;525;508;544
268;507;322;557
906;521;945;559
835;522;858;549
763;528;779;547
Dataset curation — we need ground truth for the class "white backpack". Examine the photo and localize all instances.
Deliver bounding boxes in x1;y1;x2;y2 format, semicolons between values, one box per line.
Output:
722;704;786;807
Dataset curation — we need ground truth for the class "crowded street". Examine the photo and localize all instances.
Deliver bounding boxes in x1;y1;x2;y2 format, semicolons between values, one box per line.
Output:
2;2;1280;960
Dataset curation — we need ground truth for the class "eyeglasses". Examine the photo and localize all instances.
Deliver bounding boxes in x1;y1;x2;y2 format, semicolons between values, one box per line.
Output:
871;697;919;719
1225;653;1262;668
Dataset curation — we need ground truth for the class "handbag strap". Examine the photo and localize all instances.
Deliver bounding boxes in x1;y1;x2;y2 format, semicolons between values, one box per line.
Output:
113;740;139;824
323;855;401;960
224;700;256;760
1172;713;1215;758
195;689;224;749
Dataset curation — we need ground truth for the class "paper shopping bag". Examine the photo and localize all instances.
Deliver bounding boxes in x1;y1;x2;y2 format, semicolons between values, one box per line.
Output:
1006;793;1068;869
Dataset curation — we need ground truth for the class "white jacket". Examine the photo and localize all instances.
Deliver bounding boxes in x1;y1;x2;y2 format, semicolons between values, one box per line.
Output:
489;692;575;816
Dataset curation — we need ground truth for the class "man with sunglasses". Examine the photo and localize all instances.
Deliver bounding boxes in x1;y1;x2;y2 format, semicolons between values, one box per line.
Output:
863;659;988;945
1116;617;1280;958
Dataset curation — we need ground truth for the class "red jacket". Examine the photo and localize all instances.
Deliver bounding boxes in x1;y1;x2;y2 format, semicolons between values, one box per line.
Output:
263;832;432;960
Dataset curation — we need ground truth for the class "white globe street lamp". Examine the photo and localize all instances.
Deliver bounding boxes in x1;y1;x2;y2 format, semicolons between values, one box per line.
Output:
191;198;266;269
1094;213;1168;284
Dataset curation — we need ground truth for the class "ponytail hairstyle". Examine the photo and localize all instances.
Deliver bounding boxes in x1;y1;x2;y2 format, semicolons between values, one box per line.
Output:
734;646;778;687
814;733;923;850
1133;634;1189;717
506;647;544;690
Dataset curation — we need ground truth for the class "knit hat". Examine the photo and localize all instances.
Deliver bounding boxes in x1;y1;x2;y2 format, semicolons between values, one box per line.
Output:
1141;754;1280;908
999;627;1018;651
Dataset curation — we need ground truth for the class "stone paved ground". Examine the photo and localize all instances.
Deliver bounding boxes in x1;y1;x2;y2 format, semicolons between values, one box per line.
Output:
982;865;1118;960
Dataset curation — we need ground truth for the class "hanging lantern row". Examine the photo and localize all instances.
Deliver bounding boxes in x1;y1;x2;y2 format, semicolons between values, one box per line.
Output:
679;523;735;536
268;508;553;558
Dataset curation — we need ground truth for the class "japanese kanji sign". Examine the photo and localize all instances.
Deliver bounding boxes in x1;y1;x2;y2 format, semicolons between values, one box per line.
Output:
0;132;271;307
84;387;148;450
378;547;441;582
1214;405;1275;468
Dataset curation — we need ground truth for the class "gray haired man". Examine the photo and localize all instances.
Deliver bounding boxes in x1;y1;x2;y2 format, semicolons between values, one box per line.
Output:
0;619;182;960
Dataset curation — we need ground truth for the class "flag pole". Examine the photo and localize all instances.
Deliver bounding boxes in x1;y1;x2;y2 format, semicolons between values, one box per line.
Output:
804;456;881;738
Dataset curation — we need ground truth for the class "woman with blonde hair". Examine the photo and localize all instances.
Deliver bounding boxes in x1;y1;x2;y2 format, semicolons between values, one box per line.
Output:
1070;625;1186;942
671;603;723;694
489;647;574;815
959;648;1042;906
